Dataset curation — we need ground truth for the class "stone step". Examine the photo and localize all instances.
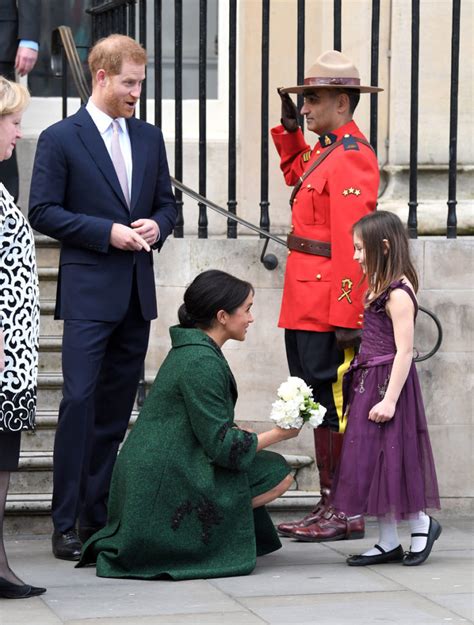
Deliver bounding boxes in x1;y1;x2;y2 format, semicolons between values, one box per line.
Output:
36;372;64;410
38;267;59;299
4;489;321;535
7;449;313;502
35;234;60;268
39;300;63;336
38;335;63;372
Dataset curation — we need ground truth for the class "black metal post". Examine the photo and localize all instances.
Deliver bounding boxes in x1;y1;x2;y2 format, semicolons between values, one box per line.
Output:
297;0;305;131
128;0;136;38
61;47;68;119
370;0;380;153
259;0;270;235
154;0;162;128
334;0;342;51
447;0;461;239
227;0;237;238
138;0;147;121
408;0;419;239
174;0;184;238
198;0;208;238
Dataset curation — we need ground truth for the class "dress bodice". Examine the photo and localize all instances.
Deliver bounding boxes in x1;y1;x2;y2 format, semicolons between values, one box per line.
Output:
358;280;418;360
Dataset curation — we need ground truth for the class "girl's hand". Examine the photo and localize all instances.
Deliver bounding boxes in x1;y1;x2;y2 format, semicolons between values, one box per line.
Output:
368;399;396;423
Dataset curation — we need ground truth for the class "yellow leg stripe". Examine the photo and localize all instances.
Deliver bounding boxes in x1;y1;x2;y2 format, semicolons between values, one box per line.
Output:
332;347;355;434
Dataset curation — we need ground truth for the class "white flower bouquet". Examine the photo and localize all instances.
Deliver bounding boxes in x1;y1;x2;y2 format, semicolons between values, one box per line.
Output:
270;376;327;429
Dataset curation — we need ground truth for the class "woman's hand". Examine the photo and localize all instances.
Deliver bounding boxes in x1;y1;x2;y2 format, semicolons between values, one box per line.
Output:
275;426;301;440
368;399;396;423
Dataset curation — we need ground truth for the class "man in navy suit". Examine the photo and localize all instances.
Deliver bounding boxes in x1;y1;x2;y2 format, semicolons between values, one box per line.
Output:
29;34;177;560
0;0;40;201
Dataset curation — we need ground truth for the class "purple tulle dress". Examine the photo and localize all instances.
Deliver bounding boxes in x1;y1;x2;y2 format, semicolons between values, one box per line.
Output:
331;280;440;520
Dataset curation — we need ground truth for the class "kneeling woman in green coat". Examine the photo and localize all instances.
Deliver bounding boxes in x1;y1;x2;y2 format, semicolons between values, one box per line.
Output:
78;270;299;580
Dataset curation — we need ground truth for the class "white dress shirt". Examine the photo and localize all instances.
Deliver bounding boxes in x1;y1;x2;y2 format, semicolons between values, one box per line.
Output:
86;99;133;197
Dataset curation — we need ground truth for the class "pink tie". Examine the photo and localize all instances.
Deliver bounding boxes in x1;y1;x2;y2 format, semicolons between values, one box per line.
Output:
111;119;130;207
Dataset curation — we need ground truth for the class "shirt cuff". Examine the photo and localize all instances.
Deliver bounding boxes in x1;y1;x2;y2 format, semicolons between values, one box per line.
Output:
19;40;39;51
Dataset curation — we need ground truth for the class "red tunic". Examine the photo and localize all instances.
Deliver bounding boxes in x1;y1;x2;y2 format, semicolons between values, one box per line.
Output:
271;119;379;332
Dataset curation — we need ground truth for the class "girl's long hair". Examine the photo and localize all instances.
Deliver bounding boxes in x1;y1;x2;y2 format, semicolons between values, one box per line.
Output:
353;211;419;299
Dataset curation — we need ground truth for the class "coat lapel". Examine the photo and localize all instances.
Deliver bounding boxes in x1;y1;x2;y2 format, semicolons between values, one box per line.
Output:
127;118;148;214
73;108;129;212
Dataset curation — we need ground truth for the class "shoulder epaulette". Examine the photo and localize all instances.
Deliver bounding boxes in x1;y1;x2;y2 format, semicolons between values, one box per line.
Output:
342;134;360;151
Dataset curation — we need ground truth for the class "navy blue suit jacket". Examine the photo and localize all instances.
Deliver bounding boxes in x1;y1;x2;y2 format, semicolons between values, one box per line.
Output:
29;107;177;322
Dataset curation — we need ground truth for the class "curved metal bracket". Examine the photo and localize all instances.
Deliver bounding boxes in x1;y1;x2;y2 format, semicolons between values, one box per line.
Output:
259;237;279;270
414;306;443;362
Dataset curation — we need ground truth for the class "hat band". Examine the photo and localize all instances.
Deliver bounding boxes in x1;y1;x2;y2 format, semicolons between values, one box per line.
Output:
303;77;361;87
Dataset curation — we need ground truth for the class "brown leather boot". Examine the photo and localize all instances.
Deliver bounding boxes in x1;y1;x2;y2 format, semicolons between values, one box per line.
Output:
277;428;343;537
292;507;365;542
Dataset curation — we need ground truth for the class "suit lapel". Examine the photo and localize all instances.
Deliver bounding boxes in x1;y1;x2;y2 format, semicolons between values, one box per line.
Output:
74;108;129;212
128;118;148;214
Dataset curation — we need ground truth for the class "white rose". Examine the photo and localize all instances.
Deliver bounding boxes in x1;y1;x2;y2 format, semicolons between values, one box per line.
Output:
277;377;300;401
308;404;327;428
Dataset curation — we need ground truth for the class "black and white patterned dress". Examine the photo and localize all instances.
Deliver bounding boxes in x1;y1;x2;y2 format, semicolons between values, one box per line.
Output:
0;183;39;432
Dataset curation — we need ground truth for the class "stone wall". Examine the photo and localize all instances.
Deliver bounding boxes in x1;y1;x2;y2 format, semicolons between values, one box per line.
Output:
148;237;474;513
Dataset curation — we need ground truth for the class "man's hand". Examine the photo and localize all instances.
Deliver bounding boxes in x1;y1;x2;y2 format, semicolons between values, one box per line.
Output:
15;46;38;77
131;219;159;246
277;88;299;133
110;223;151;252
335;327;361;351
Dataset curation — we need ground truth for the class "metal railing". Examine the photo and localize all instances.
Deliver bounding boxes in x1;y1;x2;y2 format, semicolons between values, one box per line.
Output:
54;0;463;240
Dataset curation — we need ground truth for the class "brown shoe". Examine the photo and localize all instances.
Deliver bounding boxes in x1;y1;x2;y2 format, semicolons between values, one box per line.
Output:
277;499;326;537
292;507;365;542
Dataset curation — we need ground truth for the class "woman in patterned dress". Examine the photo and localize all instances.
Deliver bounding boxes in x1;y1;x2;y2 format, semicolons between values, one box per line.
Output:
0;76;45;598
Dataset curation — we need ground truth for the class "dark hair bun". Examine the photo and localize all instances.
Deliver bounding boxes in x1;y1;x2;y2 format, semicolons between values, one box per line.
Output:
177;270;254;330
178;303;196;328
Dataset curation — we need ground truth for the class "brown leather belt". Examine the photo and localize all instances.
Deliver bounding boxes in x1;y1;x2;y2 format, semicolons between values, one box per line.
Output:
287;233;331;257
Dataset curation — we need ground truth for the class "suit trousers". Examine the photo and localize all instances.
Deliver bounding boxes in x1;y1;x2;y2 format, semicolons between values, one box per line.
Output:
0;62;19;202
52;271;151;533
284;329;346;431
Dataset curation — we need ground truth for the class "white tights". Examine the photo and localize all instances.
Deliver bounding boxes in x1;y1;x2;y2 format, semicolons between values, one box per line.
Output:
363;511;430;556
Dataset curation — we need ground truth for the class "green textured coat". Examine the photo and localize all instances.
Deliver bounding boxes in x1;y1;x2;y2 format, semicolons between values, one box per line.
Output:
78;327;290;580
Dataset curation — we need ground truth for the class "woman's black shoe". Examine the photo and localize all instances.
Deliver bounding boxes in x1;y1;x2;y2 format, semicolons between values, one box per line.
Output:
0;577;46;599
347;544;404;566
403;517;442;566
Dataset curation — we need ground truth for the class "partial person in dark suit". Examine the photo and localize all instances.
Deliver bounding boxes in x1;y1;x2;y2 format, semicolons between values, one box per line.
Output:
0;0;40;201
29;34;177;561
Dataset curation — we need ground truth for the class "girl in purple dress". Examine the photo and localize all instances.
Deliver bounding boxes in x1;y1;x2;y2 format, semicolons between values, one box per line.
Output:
331;211;441;567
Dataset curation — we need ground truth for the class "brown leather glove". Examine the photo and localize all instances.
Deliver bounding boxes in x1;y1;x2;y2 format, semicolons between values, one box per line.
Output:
278;88;299;133
335;327;362;351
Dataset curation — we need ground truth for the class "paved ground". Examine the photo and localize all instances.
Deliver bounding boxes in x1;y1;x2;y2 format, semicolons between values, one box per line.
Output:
1;518;472;625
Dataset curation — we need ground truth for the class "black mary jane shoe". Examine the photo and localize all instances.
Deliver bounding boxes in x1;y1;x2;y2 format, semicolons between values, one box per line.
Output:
347;544;404;566
403;516;442;566
0;577;46;599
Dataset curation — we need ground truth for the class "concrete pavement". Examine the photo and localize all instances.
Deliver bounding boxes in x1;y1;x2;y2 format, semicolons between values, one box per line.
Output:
1;518;472;625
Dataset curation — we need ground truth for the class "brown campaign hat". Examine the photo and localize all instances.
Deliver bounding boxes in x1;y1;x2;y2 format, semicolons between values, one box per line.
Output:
280;50;383;94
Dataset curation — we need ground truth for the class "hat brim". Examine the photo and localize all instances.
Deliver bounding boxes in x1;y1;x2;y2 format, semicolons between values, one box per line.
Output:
280;84;383;94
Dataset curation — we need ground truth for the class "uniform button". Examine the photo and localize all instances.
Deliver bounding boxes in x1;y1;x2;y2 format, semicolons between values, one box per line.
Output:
357;321;362;326
293;199;298;203
316;150;321;154
307;184;311;188
287;250;291;256
359;313;363;318
344;133;350;138
316;274;322;280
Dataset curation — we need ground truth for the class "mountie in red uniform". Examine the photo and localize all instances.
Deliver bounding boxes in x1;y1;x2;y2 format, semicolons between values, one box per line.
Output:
273;48;382;543
272;119;379;333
